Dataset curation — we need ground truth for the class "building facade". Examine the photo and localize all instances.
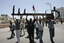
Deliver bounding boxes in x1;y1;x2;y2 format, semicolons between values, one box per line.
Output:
0;14;12;23
55;7;64;21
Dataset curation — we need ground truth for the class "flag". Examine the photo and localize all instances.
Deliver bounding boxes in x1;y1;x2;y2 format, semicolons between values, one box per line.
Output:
33;5;35;10
32;5;36;13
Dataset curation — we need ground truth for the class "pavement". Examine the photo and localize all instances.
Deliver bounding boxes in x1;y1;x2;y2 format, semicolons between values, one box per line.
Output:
0;23;64;43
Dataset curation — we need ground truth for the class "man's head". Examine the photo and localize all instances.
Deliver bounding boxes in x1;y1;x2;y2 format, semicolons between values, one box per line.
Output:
16;19;18;22
48;17;51;20
30;18;32;22
35;19;38;22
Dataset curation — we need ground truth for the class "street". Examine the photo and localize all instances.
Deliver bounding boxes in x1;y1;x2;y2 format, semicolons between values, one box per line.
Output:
0;23;64;43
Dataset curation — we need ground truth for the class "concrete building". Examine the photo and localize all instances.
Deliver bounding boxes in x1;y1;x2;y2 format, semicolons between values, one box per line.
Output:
55;7;64;21
0;14;12;23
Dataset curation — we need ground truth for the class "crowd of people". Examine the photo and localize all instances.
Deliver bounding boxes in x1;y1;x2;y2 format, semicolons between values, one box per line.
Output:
7;15;55;43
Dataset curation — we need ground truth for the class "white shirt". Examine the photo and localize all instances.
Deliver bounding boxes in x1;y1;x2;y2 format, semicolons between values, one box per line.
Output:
38;21;43;30
34;22;39;28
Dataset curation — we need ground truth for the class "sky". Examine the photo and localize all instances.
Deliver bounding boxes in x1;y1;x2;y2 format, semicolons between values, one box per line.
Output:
0;0;64;19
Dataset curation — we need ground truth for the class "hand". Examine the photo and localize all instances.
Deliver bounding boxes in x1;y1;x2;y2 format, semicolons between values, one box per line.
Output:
27;15;28;16
26;15;28;19
33;15;35;17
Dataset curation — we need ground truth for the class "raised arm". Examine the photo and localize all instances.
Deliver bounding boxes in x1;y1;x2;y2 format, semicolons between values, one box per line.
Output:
33;15;36;23
19;19;21;24
14;19;16;24
26;15;28;22
45;20;49;27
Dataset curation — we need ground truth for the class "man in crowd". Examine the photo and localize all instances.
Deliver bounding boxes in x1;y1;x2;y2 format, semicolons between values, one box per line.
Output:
47;17;55;43
26;15;36;43
15;19;21;43
34;19;39;39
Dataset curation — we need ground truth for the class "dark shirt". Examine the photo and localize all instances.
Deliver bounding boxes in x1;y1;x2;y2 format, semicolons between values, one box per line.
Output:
47;20;55;29
26;18;36;31
9;24;15;31
27;22;35;29
15;21;20;30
